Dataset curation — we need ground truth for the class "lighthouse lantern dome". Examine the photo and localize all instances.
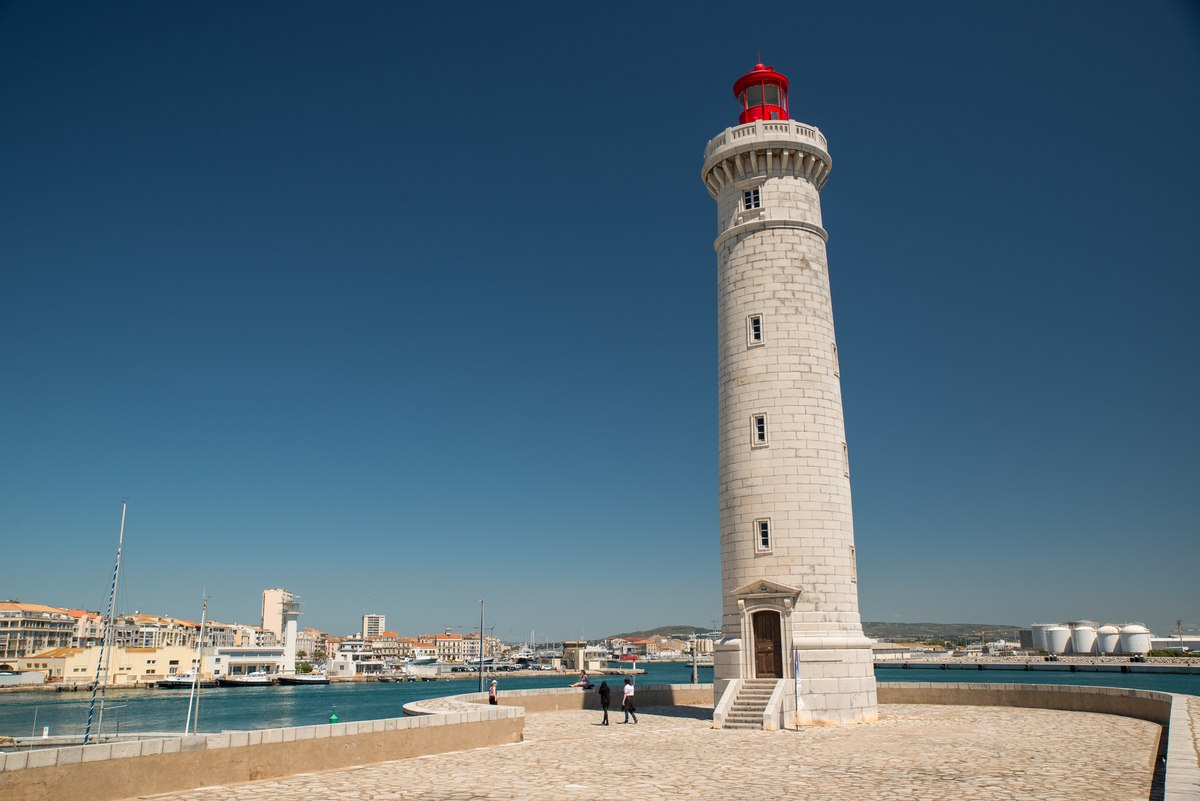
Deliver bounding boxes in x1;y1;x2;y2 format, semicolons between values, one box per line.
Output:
732;63;790;124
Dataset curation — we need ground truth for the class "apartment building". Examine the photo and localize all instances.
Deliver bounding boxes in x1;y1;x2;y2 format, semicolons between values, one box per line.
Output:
21;645;198;686
0;602;76;663
361;613;386;640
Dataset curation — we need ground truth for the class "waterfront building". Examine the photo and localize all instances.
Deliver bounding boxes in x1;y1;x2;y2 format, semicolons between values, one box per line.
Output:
461;632;501;662
361;613;386;640
204;620;237;648
106;613;237;650
393;636;418;660
0;601;76;664
412;641;438;662
328;638;386;676
369;631;399;662
65;609;105;648
434;631;464;662
232;624;279;648
296;626;323;659
1152;635;1199;652
20;644;198;686
622;637;652;657
605;637;630;656
260;588;295;641
703;63;877;725
201;645;286;678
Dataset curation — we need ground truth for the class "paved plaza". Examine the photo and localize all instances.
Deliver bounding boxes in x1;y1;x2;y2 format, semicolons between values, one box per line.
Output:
138;704;1161;801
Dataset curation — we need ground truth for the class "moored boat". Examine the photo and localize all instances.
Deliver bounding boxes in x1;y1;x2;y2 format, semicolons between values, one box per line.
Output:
216;671;275;687
277;672;330;685
156;673;217;689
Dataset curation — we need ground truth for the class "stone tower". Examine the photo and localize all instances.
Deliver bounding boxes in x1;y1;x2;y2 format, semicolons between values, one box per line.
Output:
702;63;877;727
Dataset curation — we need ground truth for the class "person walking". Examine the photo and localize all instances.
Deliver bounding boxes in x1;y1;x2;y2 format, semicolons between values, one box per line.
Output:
620;677;637;724
488;679;498;705
598;680;611;725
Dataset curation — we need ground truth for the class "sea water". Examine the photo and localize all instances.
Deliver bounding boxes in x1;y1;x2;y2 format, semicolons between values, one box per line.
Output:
1;663;1196;738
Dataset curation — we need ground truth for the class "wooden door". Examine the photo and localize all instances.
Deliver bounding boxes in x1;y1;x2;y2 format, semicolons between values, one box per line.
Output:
752;610;783;678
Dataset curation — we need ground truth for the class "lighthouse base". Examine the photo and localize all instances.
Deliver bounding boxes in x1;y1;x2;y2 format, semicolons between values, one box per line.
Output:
713;638;878;727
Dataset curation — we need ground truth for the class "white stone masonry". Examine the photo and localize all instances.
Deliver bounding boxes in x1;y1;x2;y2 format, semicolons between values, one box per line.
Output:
703;118;877;726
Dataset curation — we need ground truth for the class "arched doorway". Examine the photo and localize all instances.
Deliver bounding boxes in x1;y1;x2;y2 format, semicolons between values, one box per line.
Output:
751;610;783;678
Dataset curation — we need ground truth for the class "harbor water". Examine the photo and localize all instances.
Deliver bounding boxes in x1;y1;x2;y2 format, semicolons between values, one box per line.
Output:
2;662;1197;739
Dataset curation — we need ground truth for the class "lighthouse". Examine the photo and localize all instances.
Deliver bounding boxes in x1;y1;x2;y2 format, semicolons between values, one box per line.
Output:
702;64;877;727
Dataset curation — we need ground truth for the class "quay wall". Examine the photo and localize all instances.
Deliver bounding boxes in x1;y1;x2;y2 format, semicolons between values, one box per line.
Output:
0;708;522;801
403;683;711;715
877;682;1172;724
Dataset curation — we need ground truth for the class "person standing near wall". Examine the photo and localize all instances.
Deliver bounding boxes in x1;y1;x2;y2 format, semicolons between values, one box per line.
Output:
598;681;611;725
621;677;637;724
488;679;498;705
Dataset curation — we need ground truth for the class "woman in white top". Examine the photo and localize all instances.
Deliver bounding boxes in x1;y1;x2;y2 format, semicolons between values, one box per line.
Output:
621;677;637;723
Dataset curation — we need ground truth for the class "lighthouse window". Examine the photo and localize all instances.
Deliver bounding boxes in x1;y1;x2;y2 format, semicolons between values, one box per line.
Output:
743;187;761;210
755;519;772;552
763;84;781;106
752;414;768;446
746;83;763;107
748;314;764;346
850;546;858;582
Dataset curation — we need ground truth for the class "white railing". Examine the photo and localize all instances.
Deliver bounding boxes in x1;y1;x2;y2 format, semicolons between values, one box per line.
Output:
704;120;828;160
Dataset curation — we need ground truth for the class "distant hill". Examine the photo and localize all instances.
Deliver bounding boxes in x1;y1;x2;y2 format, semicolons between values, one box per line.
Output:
606;622;1022;643
609;625;713;639
863;622;1021;643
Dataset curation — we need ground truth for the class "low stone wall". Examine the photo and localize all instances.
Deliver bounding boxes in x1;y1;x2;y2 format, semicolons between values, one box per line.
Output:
0;707;522;801
877;682;1173;724
404;683;712;716
879;682;1199;800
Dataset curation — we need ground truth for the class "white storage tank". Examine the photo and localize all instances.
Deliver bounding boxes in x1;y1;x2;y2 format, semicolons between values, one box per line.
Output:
1030;624;1054;651
1045;625;1071;654
1097;625;1121;655
1070;623;1097;655
1119;624;1151;655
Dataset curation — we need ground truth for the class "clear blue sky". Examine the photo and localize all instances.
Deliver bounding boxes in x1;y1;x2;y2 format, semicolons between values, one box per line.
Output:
2;2;1197;641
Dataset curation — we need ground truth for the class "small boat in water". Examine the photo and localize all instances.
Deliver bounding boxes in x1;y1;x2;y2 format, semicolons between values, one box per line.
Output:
277;672;330;686
156;673;217;689
217;671;275;687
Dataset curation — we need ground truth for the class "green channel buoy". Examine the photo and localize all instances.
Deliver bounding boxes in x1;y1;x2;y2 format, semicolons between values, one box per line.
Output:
329;706;339;724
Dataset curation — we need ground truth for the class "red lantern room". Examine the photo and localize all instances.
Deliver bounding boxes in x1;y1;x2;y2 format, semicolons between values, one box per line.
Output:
733;63;789;124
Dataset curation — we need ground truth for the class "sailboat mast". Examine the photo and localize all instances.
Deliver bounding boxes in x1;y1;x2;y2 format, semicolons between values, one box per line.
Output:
185;596;208;735
83;498;127;745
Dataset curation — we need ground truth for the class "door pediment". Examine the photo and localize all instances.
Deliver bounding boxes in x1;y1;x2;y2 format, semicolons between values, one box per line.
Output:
730;578;802;601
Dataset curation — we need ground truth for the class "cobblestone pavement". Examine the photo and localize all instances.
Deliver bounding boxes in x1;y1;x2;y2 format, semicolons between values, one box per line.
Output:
138;704;1161;801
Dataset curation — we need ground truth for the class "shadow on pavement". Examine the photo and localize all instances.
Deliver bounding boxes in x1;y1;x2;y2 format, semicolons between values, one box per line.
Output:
639;705;713;721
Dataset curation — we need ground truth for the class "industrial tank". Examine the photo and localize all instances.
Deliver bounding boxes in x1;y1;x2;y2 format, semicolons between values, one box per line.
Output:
1097;625;1121;654
1045;625;1071;654
1030;624;1054;651
1070;623;1097;655
1119;624;1151;655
